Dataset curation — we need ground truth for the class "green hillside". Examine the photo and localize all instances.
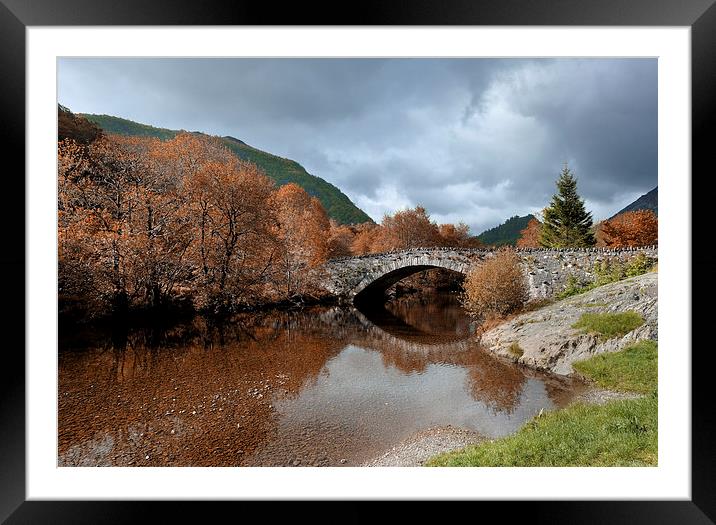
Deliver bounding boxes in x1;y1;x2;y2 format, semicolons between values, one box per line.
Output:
81;113;372;225
477;214;535;247
83;113;179;141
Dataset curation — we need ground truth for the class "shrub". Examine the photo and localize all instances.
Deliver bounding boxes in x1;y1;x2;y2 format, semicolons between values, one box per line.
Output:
558;254;657;302
461;248;529;321
625;252;656;277
556;274;596;300
593;254;656;287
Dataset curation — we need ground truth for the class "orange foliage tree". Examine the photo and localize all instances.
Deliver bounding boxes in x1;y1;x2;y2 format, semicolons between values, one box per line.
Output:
184;158;277;311
598;210;658;247
438;222;481;248
350;222;381;255
326;220;356;258
371;206;441;252
58;136;148;314
272;183;331;299
516;218;542;248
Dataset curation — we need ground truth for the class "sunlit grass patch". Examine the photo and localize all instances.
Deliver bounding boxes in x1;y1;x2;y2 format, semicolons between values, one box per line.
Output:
426;394;657;467
572;311;644;340
573;340;657;393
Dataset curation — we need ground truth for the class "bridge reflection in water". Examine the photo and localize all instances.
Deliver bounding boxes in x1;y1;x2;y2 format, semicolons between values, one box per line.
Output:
58;291;587;467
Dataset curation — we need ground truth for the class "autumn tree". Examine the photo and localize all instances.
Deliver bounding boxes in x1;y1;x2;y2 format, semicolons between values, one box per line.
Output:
326;220;356;258
351;222;381;255
539;166;596;248
149;132;234;184
58;104;102;145
272;183;331;299
184;158;277;312
372;206;441;252
598;210;658;247
516;218;542;248
438;222;481;248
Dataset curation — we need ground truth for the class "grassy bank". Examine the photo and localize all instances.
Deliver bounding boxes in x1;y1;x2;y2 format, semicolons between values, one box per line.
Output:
572;311;645;341
427;341;657;467
573;340;657;393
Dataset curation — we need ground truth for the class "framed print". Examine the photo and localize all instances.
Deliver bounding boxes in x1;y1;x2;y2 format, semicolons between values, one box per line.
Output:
2;0;713;522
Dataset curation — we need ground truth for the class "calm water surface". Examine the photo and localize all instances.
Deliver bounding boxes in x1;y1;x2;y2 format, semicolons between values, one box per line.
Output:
58;292;586;466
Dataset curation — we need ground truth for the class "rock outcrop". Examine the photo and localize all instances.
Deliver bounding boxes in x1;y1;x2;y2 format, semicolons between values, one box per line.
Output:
479;272;658;375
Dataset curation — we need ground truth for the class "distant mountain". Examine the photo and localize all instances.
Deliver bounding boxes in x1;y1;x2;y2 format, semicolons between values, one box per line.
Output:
611;187;658;218
477;214;535;247
80;113;373;225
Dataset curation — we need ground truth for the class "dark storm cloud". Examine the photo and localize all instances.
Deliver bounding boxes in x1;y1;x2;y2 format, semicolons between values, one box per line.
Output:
58;57;657;233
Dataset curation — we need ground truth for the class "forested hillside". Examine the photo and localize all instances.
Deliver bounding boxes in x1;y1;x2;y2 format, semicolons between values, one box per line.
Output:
477;215;535;246
81;113;372;225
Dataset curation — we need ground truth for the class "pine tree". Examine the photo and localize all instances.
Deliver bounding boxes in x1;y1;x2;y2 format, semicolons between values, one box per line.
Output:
539;166;596;247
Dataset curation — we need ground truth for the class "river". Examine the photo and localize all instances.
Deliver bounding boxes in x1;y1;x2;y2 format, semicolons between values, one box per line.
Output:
58;290;587;467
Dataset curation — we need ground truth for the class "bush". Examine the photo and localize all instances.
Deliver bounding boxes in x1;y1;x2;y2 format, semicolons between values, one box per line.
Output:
625;252;656;277
558;254;657;300
461;248;529;321
593;254;656;286
556;274;596;300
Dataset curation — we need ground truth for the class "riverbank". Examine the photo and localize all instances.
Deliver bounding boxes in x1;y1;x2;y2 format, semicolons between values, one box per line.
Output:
361;383;642;467
362;426;485;467
480;272;657;375
425;340;657;467
362;273;659;467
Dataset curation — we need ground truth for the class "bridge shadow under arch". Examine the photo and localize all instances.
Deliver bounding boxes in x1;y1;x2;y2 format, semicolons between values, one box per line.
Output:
353;266;465;307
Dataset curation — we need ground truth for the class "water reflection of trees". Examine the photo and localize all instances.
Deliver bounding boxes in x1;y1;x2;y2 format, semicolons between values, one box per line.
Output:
58;312;344;466
347;330;526;413
383;291;472;338
350;296;579;414
59;295;584;466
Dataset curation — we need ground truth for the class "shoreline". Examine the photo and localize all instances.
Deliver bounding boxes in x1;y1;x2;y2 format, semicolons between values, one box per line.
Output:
361;384;643;467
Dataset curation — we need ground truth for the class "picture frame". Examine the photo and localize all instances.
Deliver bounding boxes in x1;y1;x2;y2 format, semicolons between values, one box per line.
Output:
2;0;712;521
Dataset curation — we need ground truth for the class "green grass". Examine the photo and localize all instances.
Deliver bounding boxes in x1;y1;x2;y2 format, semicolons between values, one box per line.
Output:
426;341;658;467
573;340;657;393
427;393;657;466
572;311;644;340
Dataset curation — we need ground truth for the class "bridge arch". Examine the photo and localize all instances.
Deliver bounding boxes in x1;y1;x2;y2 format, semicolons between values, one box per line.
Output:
334;251;476;304
353;264;466;304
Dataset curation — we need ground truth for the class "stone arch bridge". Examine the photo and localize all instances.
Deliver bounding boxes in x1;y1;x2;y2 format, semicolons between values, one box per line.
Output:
320;246;658;305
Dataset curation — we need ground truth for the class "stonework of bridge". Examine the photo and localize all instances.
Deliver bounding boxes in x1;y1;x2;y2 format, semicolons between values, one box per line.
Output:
320;246;658;304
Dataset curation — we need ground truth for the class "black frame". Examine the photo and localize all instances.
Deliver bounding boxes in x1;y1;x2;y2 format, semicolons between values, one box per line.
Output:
1;1;713;522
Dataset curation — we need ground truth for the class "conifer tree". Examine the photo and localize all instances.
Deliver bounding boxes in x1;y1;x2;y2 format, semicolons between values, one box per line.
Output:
539;165;596;247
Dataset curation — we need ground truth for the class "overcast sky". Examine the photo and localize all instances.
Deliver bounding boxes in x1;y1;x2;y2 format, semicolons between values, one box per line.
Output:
58;58;657;234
